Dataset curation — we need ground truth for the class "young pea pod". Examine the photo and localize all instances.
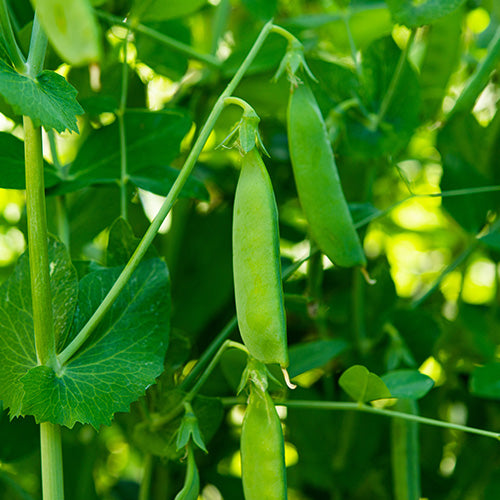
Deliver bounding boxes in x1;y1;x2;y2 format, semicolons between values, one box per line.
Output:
287;83;366;268
232;148;288;367
241;384;287;500
174;445;200;500
391;399;421;500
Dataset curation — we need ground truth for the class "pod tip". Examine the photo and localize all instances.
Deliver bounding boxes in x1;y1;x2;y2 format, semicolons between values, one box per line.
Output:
282;367;297;390
361;267;376;285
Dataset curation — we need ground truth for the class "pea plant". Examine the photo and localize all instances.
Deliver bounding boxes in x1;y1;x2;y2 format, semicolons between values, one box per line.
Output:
0;0;500;499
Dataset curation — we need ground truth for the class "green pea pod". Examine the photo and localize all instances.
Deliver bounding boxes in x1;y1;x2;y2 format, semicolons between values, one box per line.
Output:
32;0;101;66
233;148;288;367
174;445;200;500
391;399;421;500
287;83;366;268
241;385;287;500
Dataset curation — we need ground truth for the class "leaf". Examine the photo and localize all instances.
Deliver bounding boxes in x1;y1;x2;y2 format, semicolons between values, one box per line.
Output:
130;165;209;201
288;339;349;379
135;20;190;80
106;217;157;267
0;132;60;189
385;0;466;28
339;365;392;403
470;362;500;399
341;36;420;158
381;370;434;399
131;0;208;22
0;239;78;417
0;409;38;462
50;110;192;194
0;60;83;132
20;258;170;428
31;0;101;65
241;0;277;20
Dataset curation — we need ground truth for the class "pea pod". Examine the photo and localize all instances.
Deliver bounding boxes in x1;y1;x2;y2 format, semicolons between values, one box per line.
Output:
241;384;287;500
32;0;101;66
232;148;288;367
287;83;366;268
391;399;421;500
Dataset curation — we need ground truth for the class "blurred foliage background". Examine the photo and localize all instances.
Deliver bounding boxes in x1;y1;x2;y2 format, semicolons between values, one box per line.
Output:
1;0;500;499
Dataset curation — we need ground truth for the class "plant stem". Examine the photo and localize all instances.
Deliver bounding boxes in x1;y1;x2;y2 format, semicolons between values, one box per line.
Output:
411;241;477;308
26;14;47;77
40;423;64;500
118;31;130;220
94;9;221;68
210;0;230;56
0;0;26;72
270;24;298;44
138;453;153;500
24;116;57;368
448;25;500;118
373;30;415;129
179;317;238;391
58;19;276;366
220;398;500;440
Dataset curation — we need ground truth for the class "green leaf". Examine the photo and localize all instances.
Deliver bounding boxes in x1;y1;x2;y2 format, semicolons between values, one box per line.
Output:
0;61;83;132
470;363;500;399
106;217;157;267
288;339;349;379
133;393;223;458
0;132;60;189
385;0;466;28
241;0;277;20
31;0;101;65
340;36;420;158
135;20;190;80
130;165;209;201
0;409;38;462
51;110;192;194
381;370;434;399
339;365;392;403
131;0;208;22
20;258;170;428
0;239;78;417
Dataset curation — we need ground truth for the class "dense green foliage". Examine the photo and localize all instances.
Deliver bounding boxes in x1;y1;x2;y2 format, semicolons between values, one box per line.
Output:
0;0;499;499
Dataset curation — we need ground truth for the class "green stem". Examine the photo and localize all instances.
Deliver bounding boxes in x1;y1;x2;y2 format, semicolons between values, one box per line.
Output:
411;241;477;308
270;24;298;44
448;25;500;118
373;30;415;129
179;316;238;391
220;398;500;440
0;0;26;72
26;14;47;77
154;341;246;429
40;423;64;500
353;185;500;229
24;116;57;369
118;31;130;220
210;0;230;56
138;453;153;500
57;19;276;366
94;10;221;68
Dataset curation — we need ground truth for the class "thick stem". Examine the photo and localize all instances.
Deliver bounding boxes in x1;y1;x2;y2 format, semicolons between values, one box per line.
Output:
24;116;57;368
138;453;153;500
40;423;64;500
26;14;48;77
58;19;276;366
